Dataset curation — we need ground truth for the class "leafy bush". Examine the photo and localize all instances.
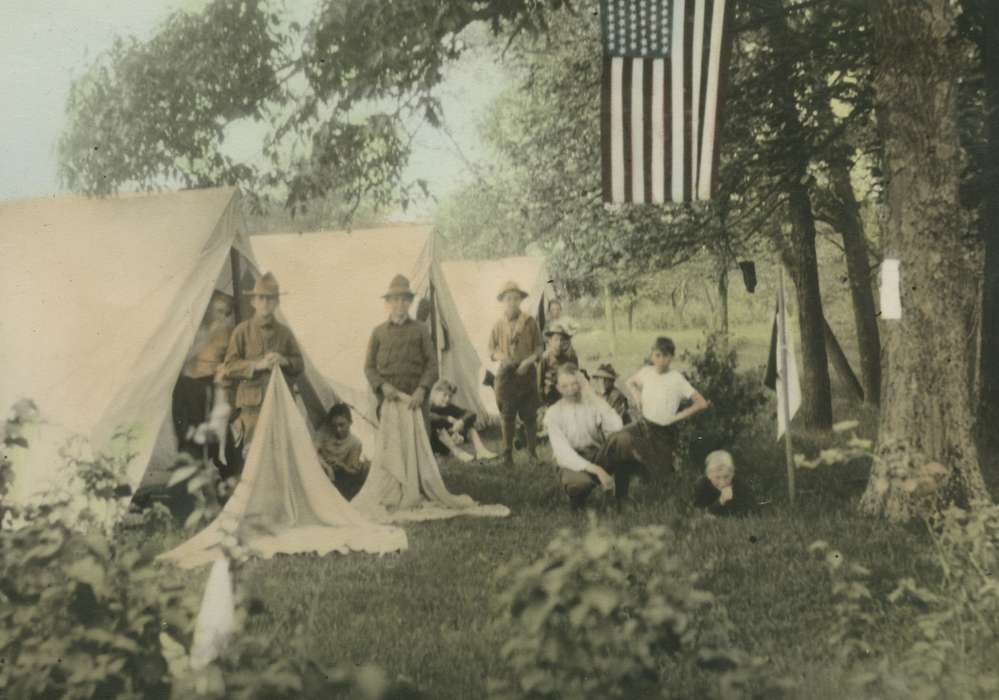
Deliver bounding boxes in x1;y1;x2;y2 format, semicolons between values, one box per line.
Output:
0;445;197;699
676;333;768;470
0;413;416;700
811;504;999;699
493;516;786;699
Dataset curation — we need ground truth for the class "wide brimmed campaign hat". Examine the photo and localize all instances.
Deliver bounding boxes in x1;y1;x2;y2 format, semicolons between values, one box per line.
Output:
591;363;618;380
244;272;284;297
497;280;529;301
382;274;416;299
543;321;573;338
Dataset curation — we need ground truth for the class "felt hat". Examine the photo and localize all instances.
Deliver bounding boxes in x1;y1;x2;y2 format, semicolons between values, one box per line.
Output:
244;272;283;297
382;274;416;299
497;280;529;301
591;363;618;380
543;321;573;338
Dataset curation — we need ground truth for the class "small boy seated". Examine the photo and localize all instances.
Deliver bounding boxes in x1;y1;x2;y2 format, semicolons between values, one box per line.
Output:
429;379;498;463
693;450;751;517
316;403;369;500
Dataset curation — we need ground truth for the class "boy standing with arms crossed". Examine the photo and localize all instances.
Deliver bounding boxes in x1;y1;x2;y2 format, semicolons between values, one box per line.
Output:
625;337;710;482
488;281;544;466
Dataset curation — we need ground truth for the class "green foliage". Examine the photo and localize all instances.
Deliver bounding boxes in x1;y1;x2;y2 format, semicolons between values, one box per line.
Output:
675;333;768;470
0;420;411;700
810;502;999;699
493;516;784;699
58;0;572;215
0;461;198;699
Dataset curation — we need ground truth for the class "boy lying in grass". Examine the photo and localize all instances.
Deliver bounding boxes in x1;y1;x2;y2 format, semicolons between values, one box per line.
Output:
693;450;751;517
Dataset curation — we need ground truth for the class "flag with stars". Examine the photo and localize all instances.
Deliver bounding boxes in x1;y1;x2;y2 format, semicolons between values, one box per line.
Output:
599;0;732;204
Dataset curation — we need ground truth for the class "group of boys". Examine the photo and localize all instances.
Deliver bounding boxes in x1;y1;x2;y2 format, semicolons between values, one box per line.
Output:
173;270;741;515
486;280;731;512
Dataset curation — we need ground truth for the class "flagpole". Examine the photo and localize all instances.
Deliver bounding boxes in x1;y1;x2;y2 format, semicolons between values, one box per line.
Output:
778;267;796;506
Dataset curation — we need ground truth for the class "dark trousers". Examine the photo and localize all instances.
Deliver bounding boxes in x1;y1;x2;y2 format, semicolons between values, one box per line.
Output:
620;419;678;486
171;375;225;472
496;372;540;460
559;429;642;509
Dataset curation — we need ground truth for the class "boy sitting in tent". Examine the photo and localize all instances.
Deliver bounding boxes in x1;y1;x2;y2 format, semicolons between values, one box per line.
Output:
316;403;369;500
172;291;235;458
222;272;303;467
429;379;498;463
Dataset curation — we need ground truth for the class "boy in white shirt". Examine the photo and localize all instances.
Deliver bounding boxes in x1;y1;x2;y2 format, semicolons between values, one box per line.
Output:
544;364;642;510
624;337;710;480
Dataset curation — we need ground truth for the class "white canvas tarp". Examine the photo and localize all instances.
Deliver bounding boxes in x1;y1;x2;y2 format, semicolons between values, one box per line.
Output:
350;392;510;522
160;370;407;568
252;226;485;454
440;257;553;418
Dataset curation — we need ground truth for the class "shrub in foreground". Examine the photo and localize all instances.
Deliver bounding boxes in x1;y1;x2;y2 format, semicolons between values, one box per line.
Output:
493;516;788;699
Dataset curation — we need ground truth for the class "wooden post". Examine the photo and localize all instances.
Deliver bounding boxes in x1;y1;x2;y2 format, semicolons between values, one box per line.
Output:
429;282;439;345
602;280;618;358
778;267;796;506
230;249;243;325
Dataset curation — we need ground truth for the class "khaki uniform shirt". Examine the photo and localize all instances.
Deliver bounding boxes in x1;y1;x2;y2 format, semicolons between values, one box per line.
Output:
222;315;304;412
182;323;233;380
488;312;543;366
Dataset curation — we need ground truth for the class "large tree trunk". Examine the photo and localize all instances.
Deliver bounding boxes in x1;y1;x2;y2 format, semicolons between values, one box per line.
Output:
861;0;989;519
828;159;882;405
767;4;834;431
627;296;637;333
979;0;999;460
786;182;834;430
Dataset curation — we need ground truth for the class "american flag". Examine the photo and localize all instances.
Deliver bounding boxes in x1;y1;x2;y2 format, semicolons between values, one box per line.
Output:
599;0;732;204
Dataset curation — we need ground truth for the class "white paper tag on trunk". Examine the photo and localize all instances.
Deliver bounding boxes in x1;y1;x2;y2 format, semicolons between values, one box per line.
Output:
879;259;902;320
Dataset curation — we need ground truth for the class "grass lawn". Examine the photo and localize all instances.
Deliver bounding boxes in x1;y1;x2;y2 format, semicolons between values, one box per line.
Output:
148;362;939;699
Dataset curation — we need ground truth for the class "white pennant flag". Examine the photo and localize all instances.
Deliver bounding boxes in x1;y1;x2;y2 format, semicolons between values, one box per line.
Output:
189;558;235;670
775;293;802;440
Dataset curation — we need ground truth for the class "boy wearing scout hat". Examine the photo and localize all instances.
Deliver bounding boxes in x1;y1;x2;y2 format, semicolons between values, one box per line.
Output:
221;272;304;467
487;280;544;465
364;274;438;423
538;321;581;407
592;363;632;425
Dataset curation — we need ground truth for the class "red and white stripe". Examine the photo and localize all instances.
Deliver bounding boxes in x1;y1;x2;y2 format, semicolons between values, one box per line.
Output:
601;0;730;205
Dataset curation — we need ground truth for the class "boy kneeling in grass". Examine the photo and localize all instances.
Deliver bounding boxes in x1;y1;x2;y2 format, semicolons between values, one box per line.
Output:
316;403;369;500
693;450;751;516
624;336;710;484
429;379;498;463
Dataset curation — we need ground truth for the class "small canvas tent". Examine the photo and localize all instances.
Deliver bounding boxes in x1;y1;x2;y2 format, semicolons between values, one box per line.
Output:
0;187;333;516
252;226;485;453
441;257;554;419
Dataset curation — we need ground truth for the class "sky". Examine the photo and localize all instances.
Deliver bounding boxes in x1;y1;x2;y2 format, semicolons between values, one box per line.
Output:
0;0;508;216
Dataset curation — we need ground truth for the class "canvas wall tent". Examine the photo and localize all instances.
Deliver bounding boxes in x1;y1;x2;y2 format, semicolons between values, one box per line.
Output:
440;257;554;419
251;226;485;453
0;187;334;514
